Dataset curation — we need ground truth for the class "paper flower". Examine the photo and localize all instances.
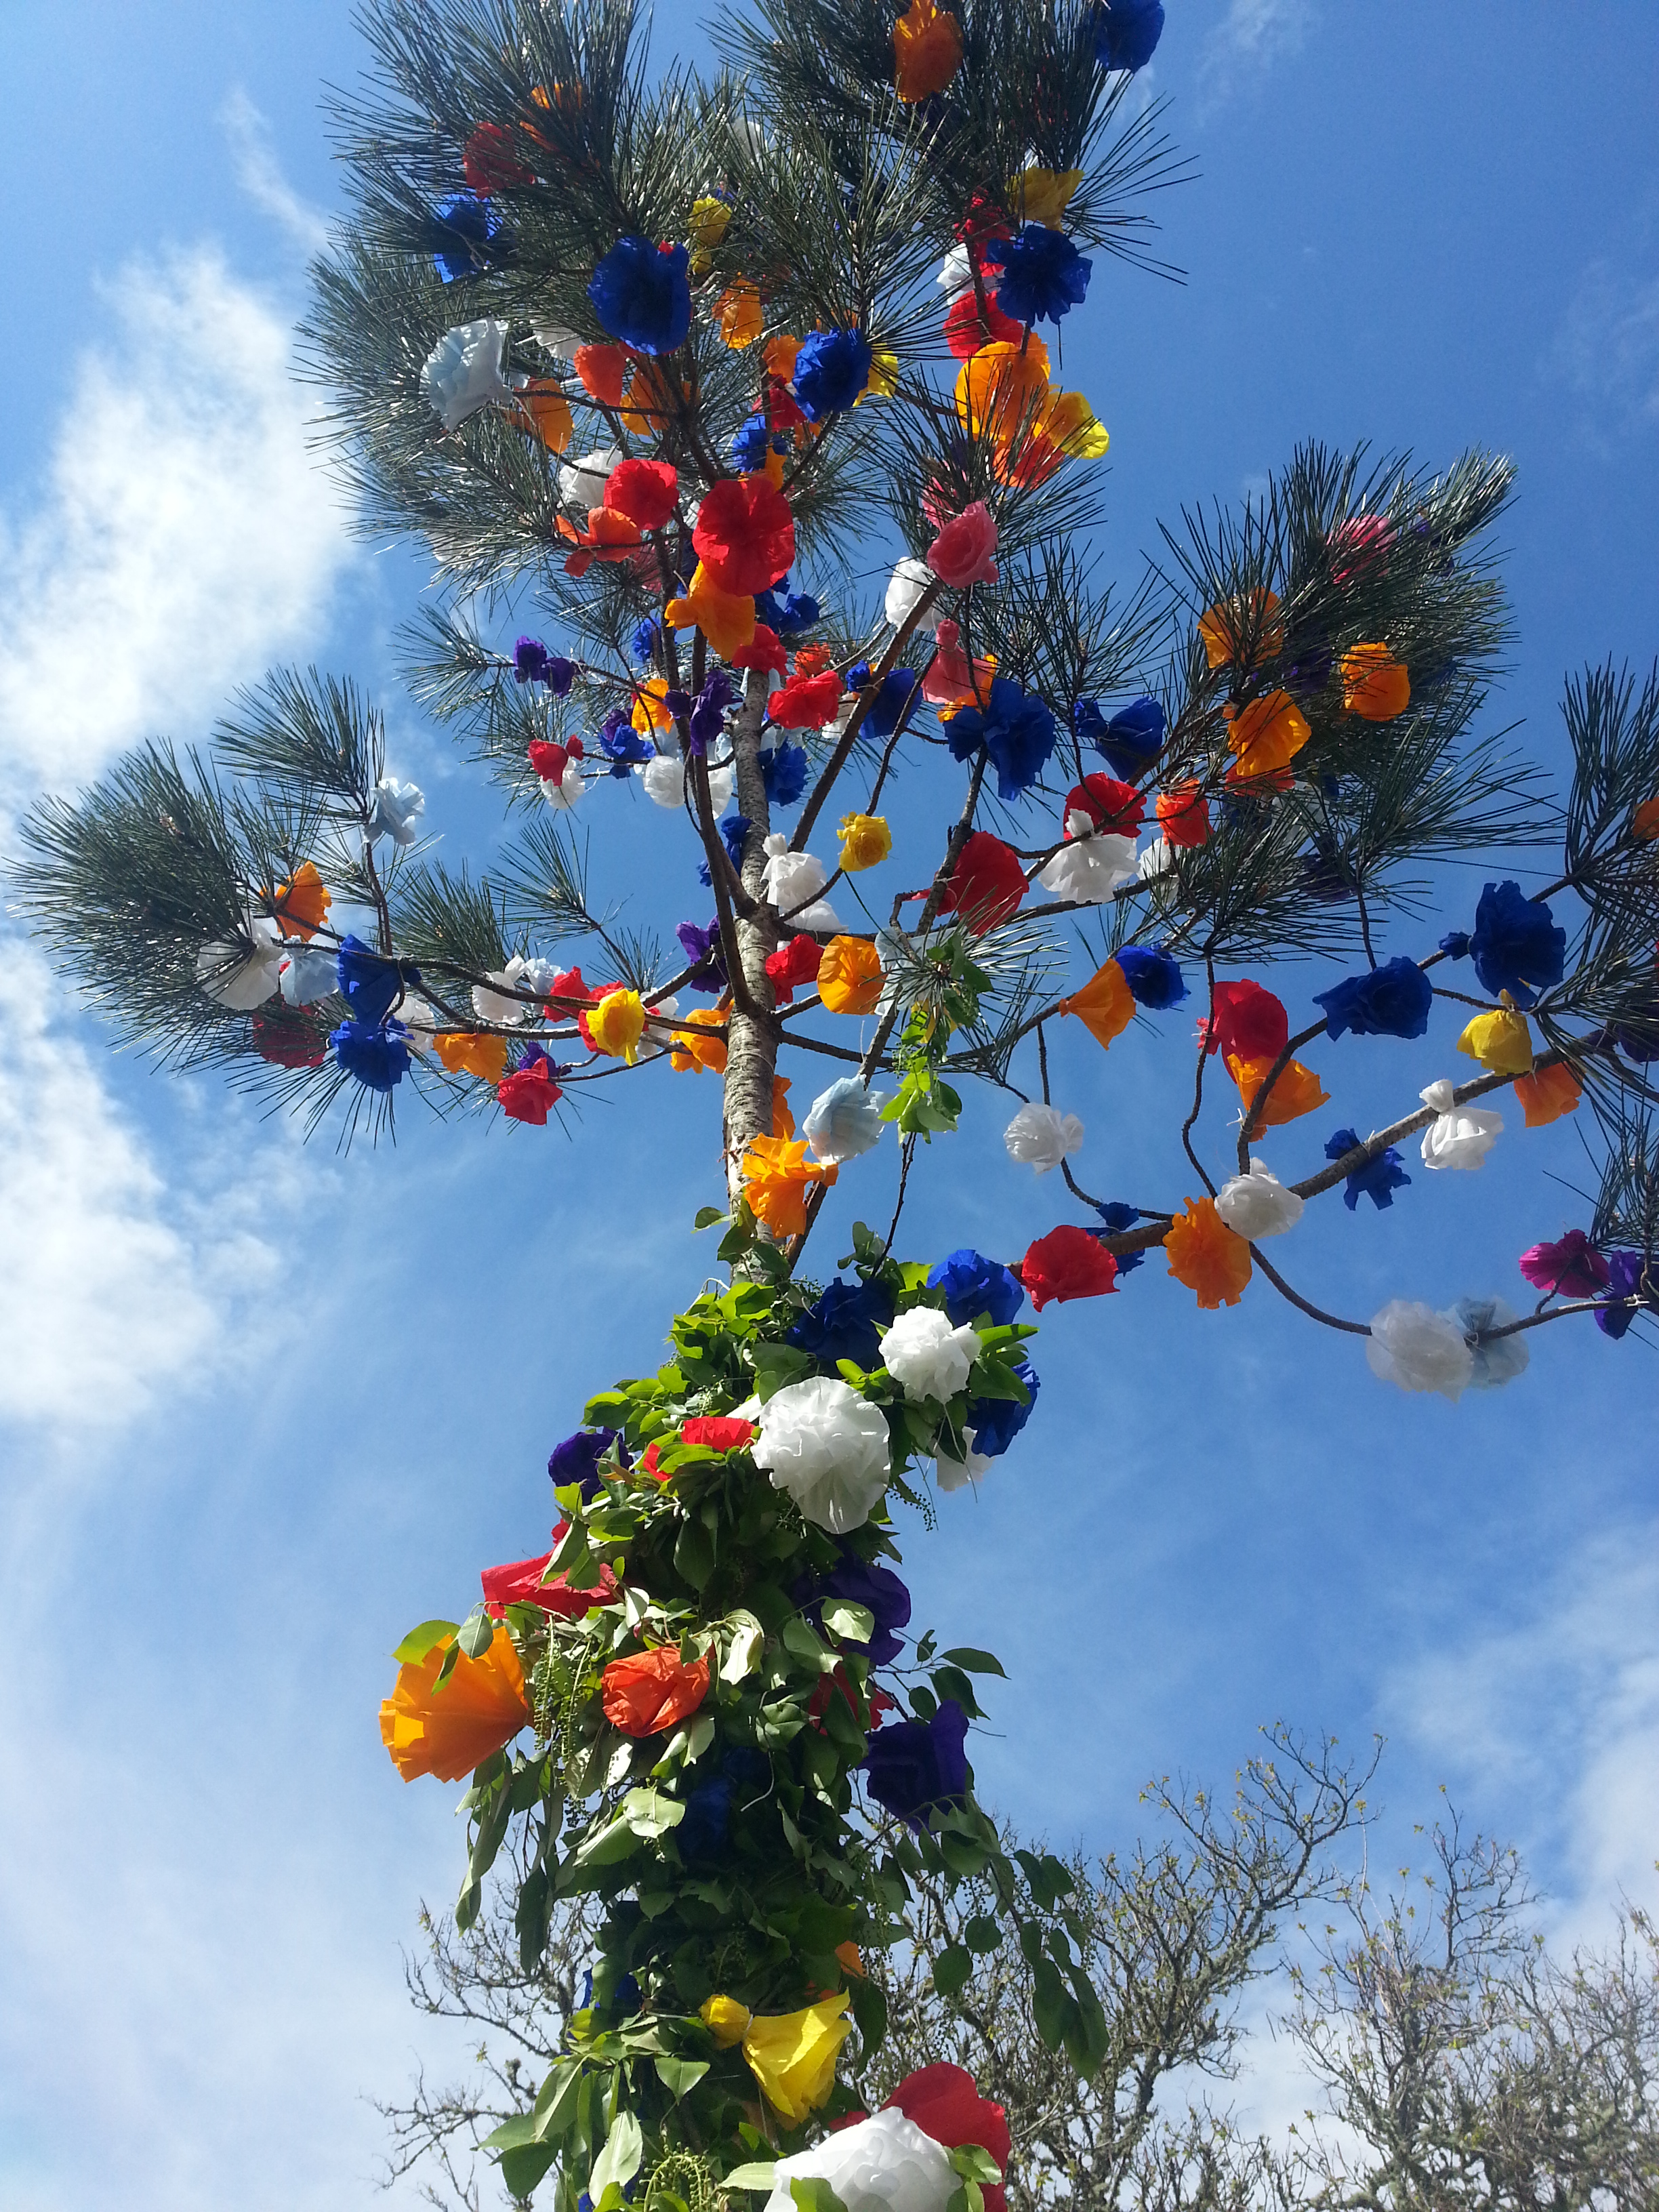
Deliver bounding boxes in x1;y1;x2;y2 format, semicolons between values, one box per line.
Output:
818;937;884;1015
588;236;690;354
769;670;845;731
853;665;916;737
1514;1061;1582;1128
380;1627;530;1783
367;777;426;845
1037;823;1137;906
741;1994;853;2124
693;476;796;594
1365;1300;1474;1400
516;379;574;451
879;1306;982;1401
934;1427;994;1492
928;1250;1024;1327
893;0;964;100
982;226;1091;327
837;813;892;874
497;1052;562;1124
481;1549;616;1620
886;556;937;630
742;1132;838;1235
1227;690;1311;781
1094;0;1165;71
1004;1101;1084;1172
1155;782;1211;848
944;289;1024;358
944;677;1057;801
435;1030;511;1082
714;278;763;348
862;1700;969;1825
1315;956;1434;1040
1450;1296;1531;1389
1469;881;1566;1008
762;836;840;932
572;341;630;405
639;752;689;809
926;501;1000;588
669;1007;727;1072
804;1078;890;1163
788;1279;897;1368
1066;773;1144;836
937;831;1027;931
764;935;823;1009
797;1554;912;1665
1021;1225;1118;1309
431;191;503;282
548;1426;626;1496
600;1645;712;1736
1059;958;1136;1048
1418;1078;1502;1169
966;1354;1038;1457
336;933;407;1027
470;960;533;1026
197;917;285;1009
793;327;874;418
251;1006;328;1067
1086;694;1166;779
1117;945;1187;1008
1226;1052;1330;1127
558;444;624;510
1325;1126;1411;1211
1198;590;1285;672
1164;1197;1252;1308
604;456;678;529
1215;1160;1304;1240
421;319;510;430
752;1375;892;1532
268;859;330;941
1456;1004;1534;1076
331;1018;410;1091
1519;1229;1610;1298
1328;514;1393;582
1340;642;1411;721
765;2108;953;2212
665;560;758;657
1597;1251;1650;1339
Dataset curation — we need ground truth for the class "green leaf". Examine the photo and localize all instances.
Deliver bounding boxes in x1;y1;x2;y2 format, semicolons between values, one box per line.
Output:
391;1620;457;1664
931;1944;974;1997
947;2146;1003;2185
963;1914;1002;1953
822;1601;875;1646
573;1816;642;1869
590;2110;644;2202
941;1647;1006;1677
483;2113;543;2152
850;1973;888;2055
622;1786;687;1840
693;1206;727;1230
930;1665;981;1717
458;1603;495;1660
1031;1955;1075;2053
654;2055;710;2101
781;1616;830;1669
752;1343;815;1400
499;2142;558;2198
789;2180;848;2212
721;1614;764;1683
717;1216;754;1263
721;2164;779;2192
914;1631;937;1664
531;2061;585;2143
673;1515;716;1590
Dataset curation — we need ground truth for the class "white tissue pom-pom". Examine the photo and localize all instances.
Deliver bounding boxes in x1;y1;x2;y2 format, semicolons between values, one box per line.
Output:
558;443;624;511
751;1376;892;1534
804;1078;890;1163
635;993;678;1063
764;2110;956;2212
530;318;580;358
1036;825;1137;905
421;319;510;430
1138;836;1175;882
1215;1159;1305;1240
1418;1079;1502;1170
539;760;588;812
398;994;445;1054
934;1427;994;1494
1003;1101;1084;1173
884;556;938;632
1450;1296;1531;1389
878;1307;982;1403
277;946;339;1005
368;777;425;845
705;761;737;815
762;834;841;931
935;245;976;300
196;916;284;1009
472;958;533;1027
639;753;687;808
1365;1299;1475;1401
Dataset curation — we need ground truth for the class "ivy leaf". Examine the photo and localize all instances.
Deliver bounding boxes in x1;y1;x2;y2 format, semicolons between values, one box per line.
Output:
391;1619;457;1664
623;1786;687;1840
822;1600;875;1646
790;2179;849;2212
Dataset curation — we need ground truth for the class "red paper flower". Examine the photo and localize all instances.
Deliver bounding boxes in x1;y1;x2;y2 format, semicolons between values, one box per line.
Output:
1021;1225;1119;1310
601;1646;712;1737
808;1665;897;1733
1156;781;1210;848
680;1415;757;1452
527;737;579;782
250;1006;328;1069
769;670;844;729
732;622;787;676
935;831;1027;933
605;457;679;530
497;1057;563;1125
885;2063;1011;2212
481;1545;617;1619
692;476;796;594
943;290;1024;360
926;499;1000;588
1199;978;1289;1061
463;121;531;194
573;342;632;405
1064;773;1144;837
765;934;824;1006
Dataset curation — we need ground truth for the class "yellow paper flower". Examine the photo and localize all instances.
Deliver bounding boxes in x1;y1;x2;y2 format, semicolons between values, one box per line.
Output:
741;1134;838;1235
1165;1196;1253;1310
588;987;647;1065
1227;690;1311;780
665;562;758;659
688;195;733;250
434;1031;511;1083
1040;389;1109;460
817;936;884;1015
1059;958;1134;1050
1340;642;1410;722
838;813;892;872
740;1994;852;2122
713;282;763;350
670;1007;729;1073
1198;590;1284;671
857;348;899;405
1458;1002;1534;1077
1009;165;1084;228
699;1994;752;2049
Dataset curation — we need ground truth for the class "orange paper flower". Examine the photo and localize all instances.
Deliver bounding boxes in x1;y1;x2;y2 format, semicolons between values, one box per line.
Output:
272;860;330;941
516;380;574;451
1225;1050;1330;1126
1165;1196;1252;1309
632;677;675;734
1227;690;1311;781
1198;590;1284;671
1340;642;1410;721
670;1007;729;1073
764;335;802;383
1632;796;1659;840
714;283;763;350
741;1133;838;1235
600;1645;712;1738
1059;958;1135;1050
665;562;757;659
380;1626;531;1783
772;1074;794;1140
573;342;632;405
1513;1060;1582;1128
894;0;964;100
435;1031;512;1083
955;338;1050;449
817;937;884;1015
1157;783;1211;848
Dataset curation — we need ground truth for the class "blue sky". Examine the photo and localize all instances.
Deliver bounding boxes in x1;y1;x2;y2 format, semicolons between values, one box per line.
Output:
1;3;1656;2207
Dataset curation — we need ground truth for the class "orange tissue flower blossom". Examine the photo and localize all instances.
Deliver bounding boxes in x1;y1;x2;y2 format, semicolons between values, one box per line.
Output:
893;0;964;100
1059;958;1135;1050
380;1625;531;1783
741;1134;838;1235
1198;590;1284;671
1226;690;1311;781
764;335;802;383
573;342;632;405
516;380;574;452
670;1007;728;1073
271;859;330;940
772;1074;794;1140
665;562;757;659
600;1646;712;1738
714;282;764;350
1225;1051;1330;1127
1513;1060;1582;1128
1340;643;1411;722
1165;1196;1253;1309
817;937;884;1015
435;1031;512;1084
955;338;1050;448
1632;796;1659;840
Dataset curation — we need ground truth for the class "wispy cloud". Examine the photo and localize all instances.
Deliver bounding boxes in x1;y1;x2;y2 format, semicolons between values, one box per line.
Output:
220;87;333;258
1543;256;1659;447
1197;0;1314;119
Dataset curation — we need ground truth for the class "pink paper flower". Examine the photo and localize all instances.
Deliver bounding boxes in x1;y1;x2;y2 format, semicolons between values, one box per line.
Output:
926;500;1000;588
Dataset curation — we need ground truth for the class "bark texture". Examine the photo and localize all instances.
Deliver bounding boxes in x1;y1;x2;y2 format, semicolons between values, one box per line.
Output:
721;674;781;1210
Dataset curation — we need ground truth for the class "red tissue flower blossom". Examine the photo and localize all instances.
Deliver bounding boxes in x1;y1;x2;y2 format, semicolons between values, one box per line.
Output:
1199;978;1289;1061
732;622;788;676
692;475;796;594
769;670;844;729
943;289;1024;360
481;1543;617;1619
680;1416;757;1452
497;1057;563;1125
935;831;1027;933
463;121;531;194
605;457;679;530
885;2064;1011;2212
1021;1225;1119;1310
1064;773;1143;837
765;935;824;1006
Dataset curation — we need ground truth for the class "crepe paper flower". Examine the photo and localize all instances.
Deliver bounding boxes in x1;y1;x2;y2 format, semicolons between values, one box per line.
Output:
796;1080;887;1170
1215;1159;1304;1240
558;443;624;510
879;1306;983;1401
885;2074;1008;2212
862;1698;969;1826
664;561;758;659
1056;775;1139;842
1021;1225;1119;1311
1315;956;1434;1041
434;1030;512;1082
793;327;875;419
714;279;763;349
251;1004;329;1067
264;859;329;943
943;289;1025;359
1004;1101;1084;1172
1469;881;1567;1008
1089;694;1166;780
431;192;503;282
331;1018;410;1092
365;779;426;857
1201;979;1288;1061
497;1052;562;1124
1340;642;1411;721
836;813;892;875
1324;1125;1411;1212
669;1007;728;1072
924;621;998;714
763;934;822;1009
818;937;884;1016
1116;944;1188;1009
380;1624;531;1784
934;1426;994;1492
333;933;405;1028
1418;1078;1503;1170
603;456;678;530
1227;1051;1330;1128
1156;782;1212;848
1227;690;1311;781
588;235;691;354
893;0;964;99
1006;164;1084;234
1445;1295;1530;1389
1365;1299;1475;1400
954;337;1052;447
769;671;844;731
789;1279;897;1370
756;580;824;635
1198;590;1284;671
462;120;530;194
515;377;575;452
982;227;1092;329
937;830;1027;931
762;837;841;932
966;1353;1038;1458
1166;1196;1252;1309
1053;961;1132;1056
480;1549;617;1620
1514;1059;1583;1128
742;1132;839;1235
688;667;737;755
548;1426;628;1497
945;676;1057;801
752;1374;891;1532
1094;0;1165;70
586;987;647;1065
926;501;1000;589
764;2108;952;2212
1328;513;1393;583
1519;1228;1610;1300
692;474;796;596
1627;794;1659;842
699;1993;753;2049
1457;1003;1534;1077
421;318;510;430
572;340;632;406
796;1553;912;1666
885;555;938;632
273;943;335;1007
736;1993;853;2125
726;623;785;681
927;1250;1024;1330
851;668;917;740
600;1645;712;1737
1597;1251;1650;1339
675;921;726;995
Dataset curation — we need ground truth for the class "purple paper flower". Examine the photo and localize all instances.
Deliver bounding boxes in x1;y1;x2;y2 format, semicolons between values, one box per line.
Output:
793;1552;912;1666
676;919;729;995
1597;1251;1650;1339
1518;1229;1611;1300
548;1427;628;1499
861;1700;969;1828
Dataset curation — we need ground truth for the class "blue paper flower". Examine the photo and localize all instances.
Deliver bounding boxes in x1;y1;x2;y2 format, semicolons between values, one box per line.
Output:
1080;694;1165;780
729;419;773;471
1093;0;1164;71
756;580;823;636
927;1248;1025;1327
787;1278;897;1369
335;934;407;1029
330;1018;409;1092
1117;945;1187;1008
1469;881;1567;1008
945;676;1057;800
966;1355;1039;1457
861;667;921;738
677;1748;770;1860
598;712;654;776
792;328;874;419
1314;956;1433;1040
1092;1200;1144;1273
982;226;1092;327
1594;1250;1647;1339
1325;1126;1411;1212
548;1427;627;1498
588;236;691;355
861;1700;969;1828
629;616;661;669
793;1553;912;1666
760;742;809;808
1450;1296;1531;1389
699;815;752;886
432;192;508;282
1439;929;1471;960
676;919;728;994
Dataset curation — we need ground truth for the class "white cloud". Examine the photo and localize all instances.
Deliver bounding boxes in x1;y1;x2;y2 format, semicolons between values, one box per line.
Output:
1543;257;1659;444
220;86;333;258
1197;0;1314;117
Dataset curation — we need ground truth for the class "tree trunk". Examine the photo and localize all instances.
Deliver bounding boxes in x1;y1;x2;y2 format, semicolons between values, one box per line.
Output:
721;675;780;1216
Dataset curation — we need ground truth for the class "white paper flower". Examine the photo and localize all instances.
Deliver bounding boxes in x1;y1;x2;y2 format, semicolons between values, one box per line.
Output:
705;761;737;815
539;759;589;813
276;945;339;1005
1036;821;1137;905
368;776;425;846
764;2108;956;2212
1449;1295;1531;1389
762;834;840;931
398;994;445;1054
195;916;284;1009
934;1426;994;1494
1215;1158;1304;1240
751;1375;892;1534
530;317;580;358
804;1078;890;1164
636;992;679;1063
879;1307;982;1403
935;245;976;300
421;319;510;431
884;556;938;632
1365;1299;1475;1401
1418;1078;1502;1170
472;958;533;1027
558;443;624;511
1138;836;1175;882
640;753;687;808
1003;1101;1084;1173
